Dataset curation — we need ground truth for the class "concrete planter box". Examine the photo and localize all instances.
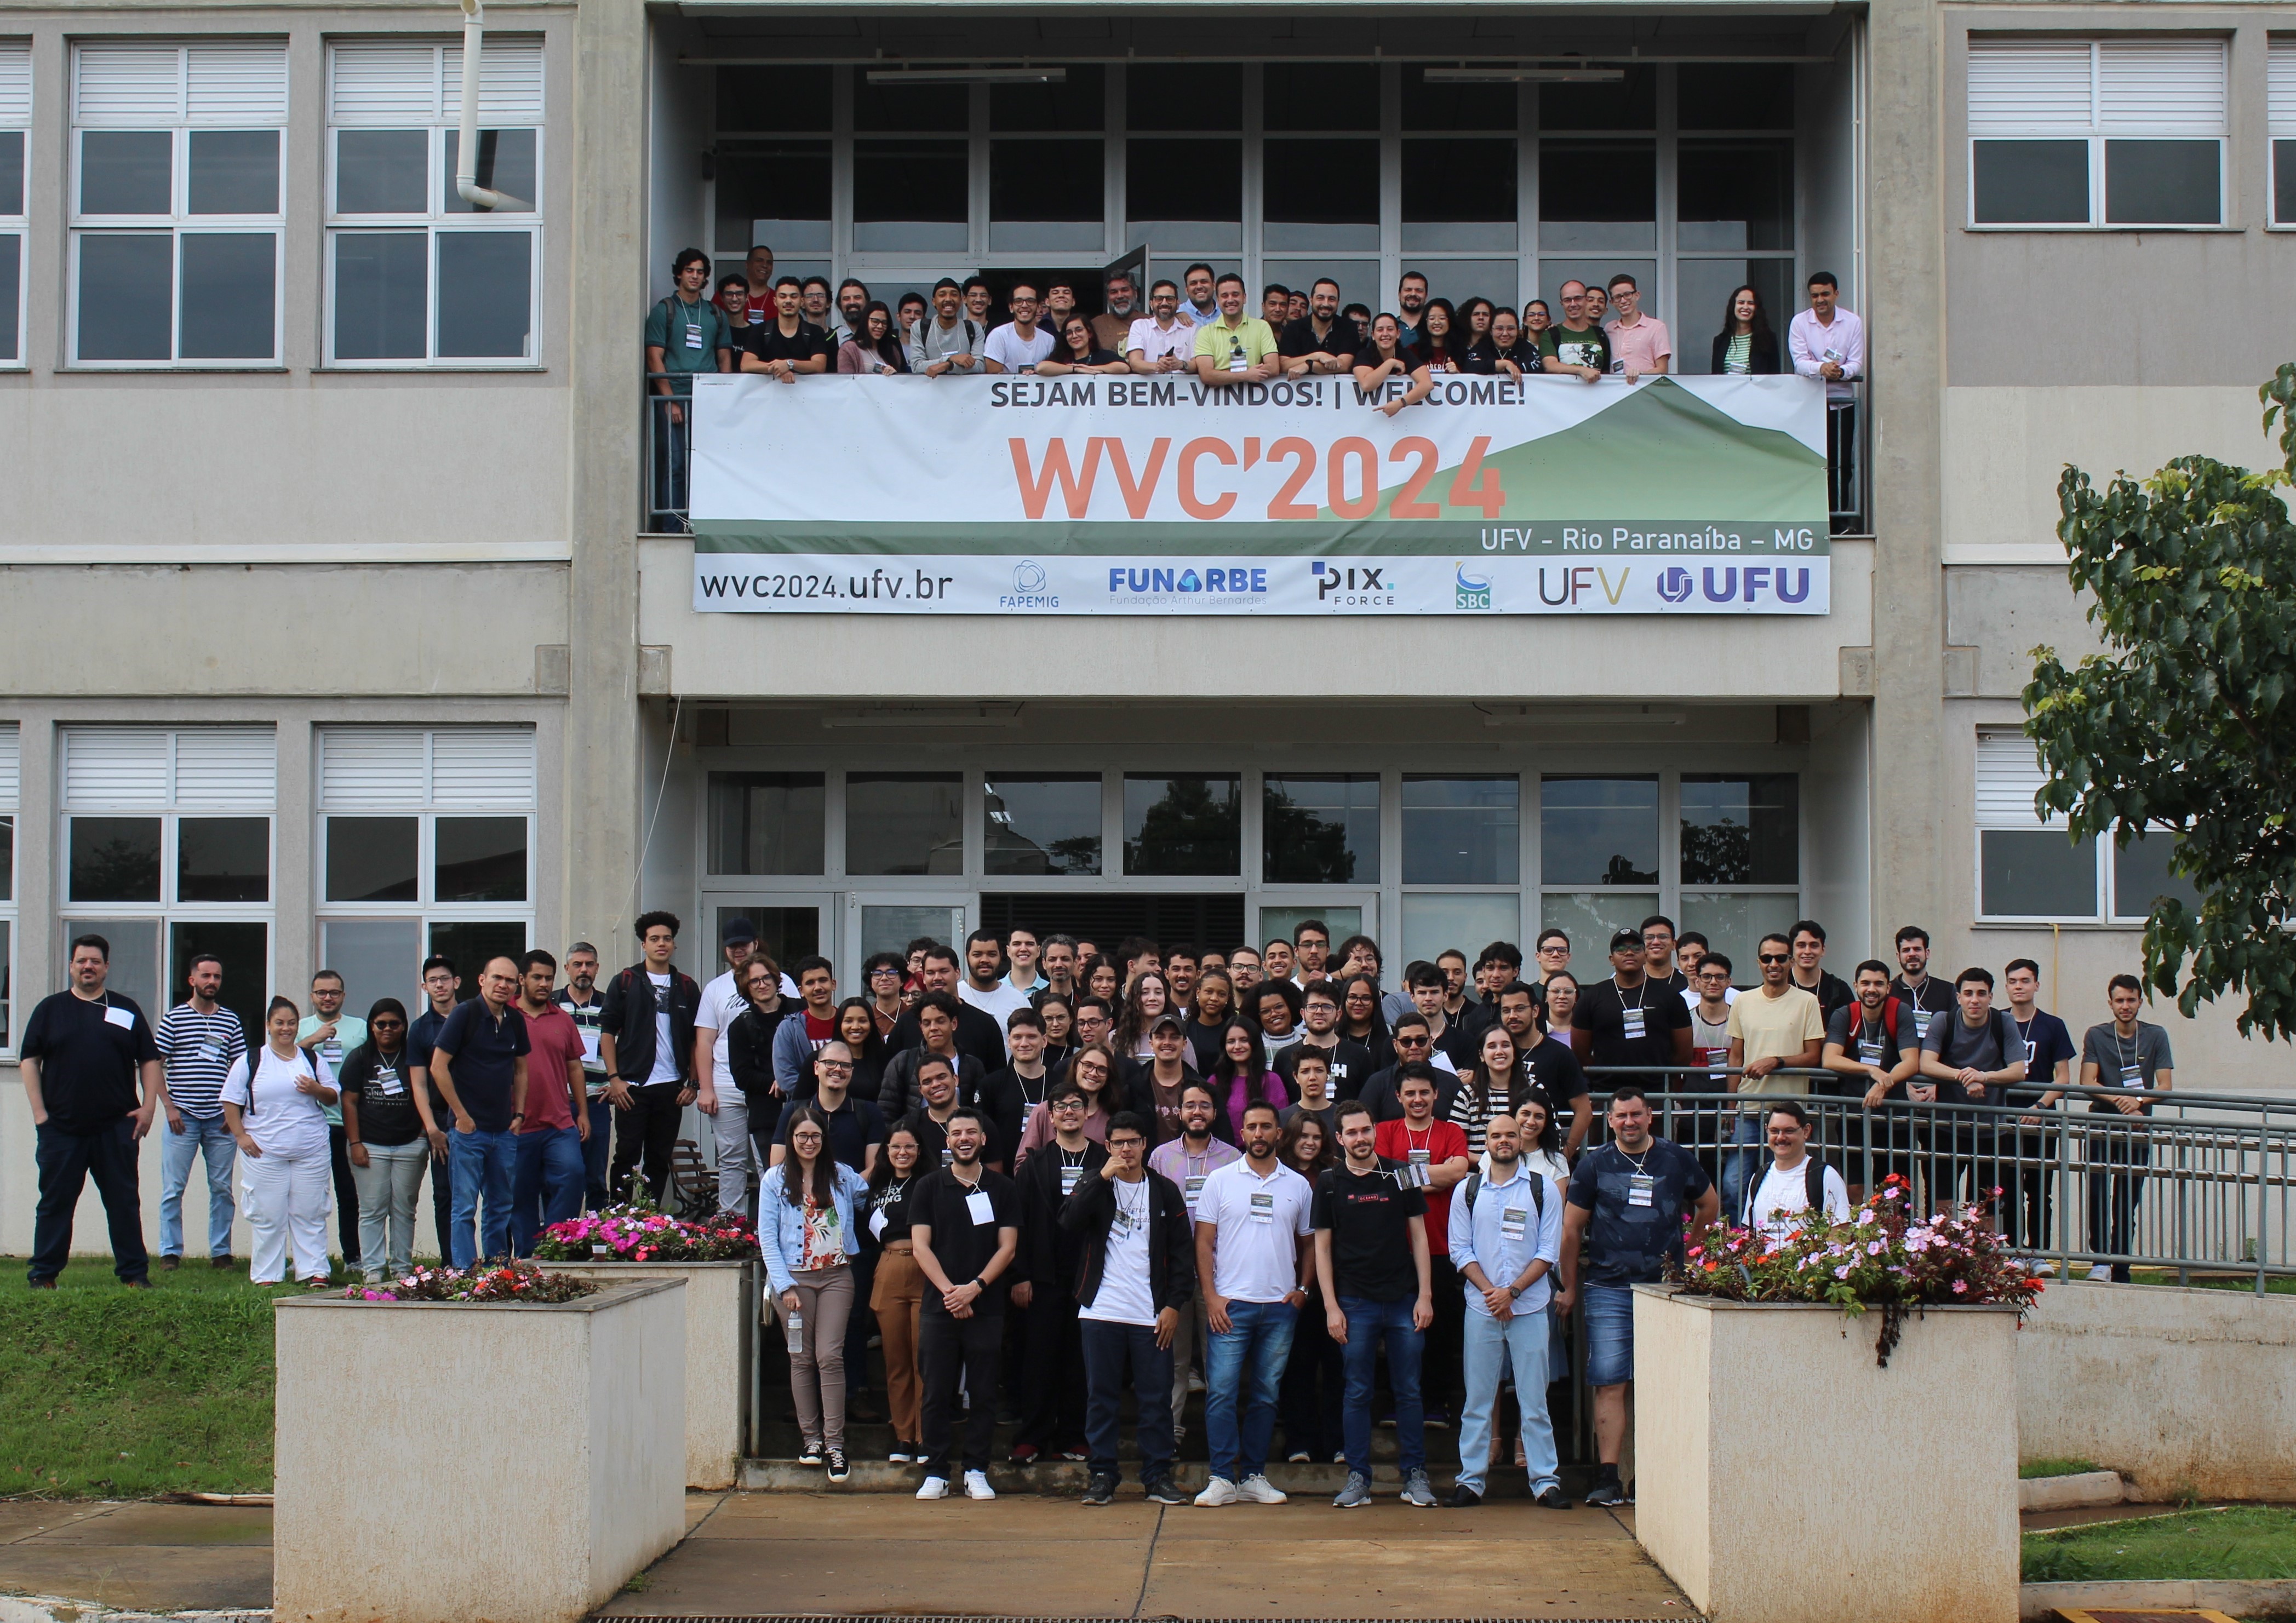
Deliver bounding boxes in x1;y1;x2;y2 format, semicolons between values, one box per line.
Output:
549;1258;755;1489
274;1279;686;1623
1631;1284;2021;1623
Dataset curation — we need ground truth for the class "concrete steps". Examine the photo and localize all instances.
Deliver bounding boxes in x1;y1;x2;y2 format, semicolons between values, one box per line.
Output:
740;1456;1557;1496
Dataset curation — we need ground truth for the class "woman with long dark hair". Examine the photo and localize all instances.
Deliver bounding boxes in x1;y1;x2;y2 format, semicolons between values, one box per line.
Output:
1352;313;1431;418
835;300;910;374
1034;991;1076;1075
1277;1111;1344;1463
1037;313;1130;376
1338;973;1393;1074
1415;297;1462;374
1113;970;1172;1060
1081;954;1122;1005
1710;283;1781;375
1208;1019;1290;1144
817;996;890;1102
221;995;337;1286
1447;1024;1529;1155
1187;969;1235;1074
762;1103;869;1479
1020;1041;1119;1156
867;1123;927;1464
337;996;425;1282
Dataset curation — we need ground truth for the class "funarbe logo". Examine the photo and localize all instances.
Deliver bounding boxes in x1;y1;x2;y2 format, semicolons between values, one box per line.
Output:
1455;564;1492;610
1313;562;1397;609
1105;565;1268;597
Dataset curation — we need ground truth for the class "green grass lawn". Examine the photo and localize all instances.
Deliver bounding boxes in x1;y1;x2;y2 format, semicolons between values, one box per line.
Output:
2129;1269;2296;1295
2023;1506;2296;1583
0;1259;288;1499
2020;1458;2104;1480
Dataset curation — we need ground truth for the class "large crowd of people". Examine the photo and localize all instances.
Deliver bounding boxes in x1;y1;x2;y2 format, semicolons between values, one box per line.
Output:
22;909;2170;1505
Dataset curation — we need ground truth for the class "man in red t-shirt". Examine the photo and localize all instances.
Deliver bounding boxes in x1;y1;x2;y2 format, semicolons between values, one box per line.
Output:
513;950;592;1254
1374;1065;1471;1428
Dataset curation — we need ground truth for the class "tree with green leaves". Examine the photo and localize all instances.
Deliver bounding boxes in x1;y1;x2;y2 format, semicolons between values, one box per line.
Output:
2024;364;2296;1039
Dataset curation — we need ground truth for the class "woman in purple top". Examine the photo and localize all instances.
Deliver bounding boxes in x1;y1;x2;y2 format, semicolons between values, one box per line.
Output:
1207;1018;1289;1145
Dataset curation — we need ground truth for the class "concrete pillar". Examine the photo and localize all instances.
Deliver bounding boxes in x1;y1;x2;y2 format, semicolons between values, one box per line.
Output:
563;0;649;955
1864;0;1949;954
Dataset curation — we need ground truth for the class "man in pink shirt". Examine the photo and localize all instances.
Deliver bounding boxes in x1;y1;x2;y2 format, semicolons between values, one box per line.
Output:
1602;273;1671;382
512;949;593;1254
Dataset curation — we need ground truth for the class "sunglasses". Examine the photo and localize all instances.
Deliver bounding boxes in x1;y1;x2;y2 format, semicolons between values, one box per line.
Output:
1759;954;1791;965
1396;1033;1432;1046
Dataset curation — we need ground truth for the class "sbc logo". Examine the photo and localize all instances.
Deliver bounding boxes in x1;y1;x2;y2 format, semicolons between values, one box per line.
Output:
1454;564;1492;610
1656;566;1696;604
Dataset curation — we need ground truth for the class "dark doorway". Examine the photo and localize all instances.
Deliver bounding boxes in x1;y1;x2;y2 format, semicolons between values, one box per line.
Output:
979;893;1244;952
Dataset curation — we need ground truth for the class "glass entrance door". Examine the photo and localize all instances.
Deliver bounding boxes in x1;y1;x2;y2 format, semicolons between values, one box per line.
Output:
843;892;972;987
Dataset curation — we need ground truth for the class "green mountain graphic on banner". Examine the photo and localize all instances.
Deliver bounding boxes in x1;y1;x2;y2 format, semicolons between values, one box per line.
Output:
1325;378;1827;525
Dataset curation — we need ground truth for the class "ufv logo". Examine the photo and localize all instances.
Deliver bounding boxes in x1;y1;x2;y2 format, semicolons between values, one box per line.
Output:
1106;566;1269;594
1455;564;1492;610
1537;565;1630;606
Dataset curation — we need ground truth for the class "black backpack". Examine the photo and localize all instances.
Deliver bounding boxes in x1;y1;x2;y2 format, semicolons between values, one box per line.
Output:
1740;1156;1833;1229
1458;1165;1547;1220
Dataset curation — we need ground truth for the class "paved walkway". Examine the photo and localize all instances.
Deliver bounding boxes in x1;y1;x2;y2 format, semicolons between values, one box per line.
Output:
599;1492;1695;1620
0;1500;272;1615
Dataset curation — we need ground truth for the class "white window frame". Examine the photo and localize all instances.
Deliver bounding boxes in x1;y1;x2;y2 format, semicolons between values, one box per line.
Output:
323;37;543;369
0;724;19;1054
0;41;28;370
67;41;288;368
2270;38;2296;228
1974;728;2105;924
1966;37;2229;232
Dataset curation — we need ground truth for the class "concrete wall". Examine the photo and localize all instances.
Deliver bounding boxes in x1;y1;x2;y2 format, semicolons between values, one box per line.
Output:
2019;1279;2296;1502
552;1258;753;1487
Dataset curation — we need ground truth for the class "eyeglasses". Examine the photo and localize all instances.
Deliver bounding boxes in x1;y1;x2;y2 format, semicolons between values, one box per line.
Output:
1759;954;1791;965
1395;1033;1432;1046
816;1060;852;1073
1050;1099;1086;1112
869;966;901;978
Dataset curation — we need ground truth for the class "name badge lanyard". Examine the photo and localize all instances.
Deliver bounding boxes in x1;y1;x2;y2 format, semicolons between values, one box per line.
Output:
2014;1012;2038;1069
1858;1012;1887;1069
1621;1143;1657;1208
1112;1177;1147;1236
1619;977;1649;1042
2117;1029;2145;1089
1059;1146;1087;1196
1404;1122;1435;1189
1182;1148;1210;1213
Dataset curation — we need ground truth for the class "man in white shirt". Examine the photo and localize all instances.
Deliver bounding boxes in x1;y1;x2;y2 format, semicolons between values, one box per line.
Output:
909;277;987;376
982;284;1056;374
1742;1099;1851;1243
1447;1111;1567;1507
693;917;762;1215
1126;279;1196;375
959;928;1030;1028
1190;1102;1313;1507
1787;271;1866;531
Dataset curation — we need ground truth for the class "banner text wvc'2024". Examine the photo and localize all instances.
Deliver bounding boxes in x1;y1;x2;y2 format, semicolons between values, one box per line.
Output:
688;370;1832;616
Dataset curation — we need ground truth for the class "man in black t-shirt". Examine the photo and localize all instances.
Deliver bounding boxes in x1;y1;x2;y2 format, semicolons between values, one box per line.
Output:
1887;926;1955;1051
1571;929;1694;1088
909;1106;1021;1499
736;277;832;379
1312;1102;1435;1509
21;934;164;1286
1820;960;1921;1200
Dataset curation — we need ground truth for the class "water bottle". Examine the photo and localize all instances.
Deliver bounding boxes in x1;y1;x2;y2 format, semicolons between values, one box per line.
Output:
785;1309;804;1355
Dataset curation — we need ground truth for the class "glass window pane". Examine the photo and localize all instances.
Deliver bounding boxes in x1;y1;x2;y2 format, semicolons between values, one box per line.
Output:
327;816;419;902
0;815;12;901
1263;139;1378;251
1677;140;1793;251
179;233;276;359
854;75;968;133
1679;775;1798;885
990;138;1103;250
2105;139;2219;226
77;233;174;360
1979;829;2098;919
1541;777;1657;885
1538;141;1656;251
1973;139;2089;225
336;129;428;215
1539;892;1659;983
61;918;161;1017
178;816;270;903
71;817;162;902
79;130;172;214
984;773;1102;877
187;130;279;215
333;232;428;359
1402;776;1519;885
852;140;969;251
0;919;12;1048
0;234;16;363
1678;65;1795;131
1260;904;1362;954
444;128;537;214
2278;140;2296;226
320;917;424;1023
1402;65;1516;131
1263;63;1378;131
991;65;1103;132
717;67;830;132
1539;68;1656;131
170;920;266;1046
1;130;26;214
1402;893;1521;974
427;921;527;999
2111;833;2200;922
1124;774;1241;877
706;772;826;875
436;230;531;358
1264;774;1379;885
1127;137;1242;244
1401;138;1517;252
436;815;528;902
1125;64;1241;132
858;904;965;962
1679;893;1802;987
714;140;830;255
845;772;963;876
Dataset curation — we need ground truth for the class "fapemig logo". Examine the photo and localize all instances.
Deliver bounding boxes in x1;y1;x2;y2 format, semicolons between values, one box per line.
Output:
1001;558;1060;610
1455;564;1492;610
1312;561;1399;610
1656;566;1696;604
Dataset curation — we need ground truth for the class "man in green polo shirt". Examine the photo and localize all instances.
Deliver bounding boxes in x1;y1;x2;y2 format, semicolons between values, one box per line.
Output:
643;248;732;530
1191;272;1279;388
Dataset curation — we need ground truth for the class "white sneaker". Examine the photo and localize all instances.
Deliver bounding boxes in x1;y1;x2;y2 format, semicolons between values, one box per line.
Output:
916;1475;949;1500
2086;1263;2112;1282
1238;1473;1288;1504
1194;1476;1239;1506
963;1470;997;1500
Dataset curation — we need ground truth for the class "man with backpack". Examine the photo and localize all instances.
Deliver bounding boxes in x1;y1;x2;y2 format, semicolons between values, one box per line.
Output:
910;278;988;376
1446;1110;1566;1509
1917;967;2031;1217
1741;1100;1851;1242
597;911;704;1205
1821;960;1921;1203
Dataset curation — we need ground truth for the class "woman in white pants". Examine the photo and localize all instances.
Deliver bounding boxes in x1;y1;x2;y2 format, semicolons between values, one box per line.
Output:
222;996;339;1286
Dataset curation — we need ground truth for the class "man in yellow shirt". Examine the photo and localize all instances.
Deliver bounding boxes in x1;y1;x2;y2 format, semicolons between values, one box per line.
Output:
1722;931;1826;1220
1191;272;1280;388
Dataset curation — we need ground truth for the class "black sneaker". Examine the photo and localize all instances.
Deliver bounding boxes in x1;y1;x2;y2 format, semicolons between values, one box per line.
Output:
1081;1473;1117;1506
1583;1479;1627;1507
798;1441;826;1467
1535;1484;1570;1510
1144;1478;1188;1506
1447;1484;1482;1508
826;1447;850;1483
1010;1442;1039;1466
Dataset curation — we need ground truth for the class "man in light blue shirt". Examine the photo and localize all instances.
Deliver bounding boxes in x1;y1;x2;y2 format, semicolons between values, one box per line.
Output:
1447;1110;1567;1507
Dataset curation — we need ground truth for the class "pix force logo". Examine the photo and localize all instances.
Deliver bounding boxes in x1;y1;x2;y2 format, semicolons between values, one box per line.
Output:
1455;564;1492;610
1312;561;1398;610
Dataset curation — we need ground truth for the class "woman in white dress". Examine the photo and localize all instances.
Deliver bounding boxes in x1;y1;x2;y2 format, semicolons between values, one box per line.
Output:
222;996;339;1285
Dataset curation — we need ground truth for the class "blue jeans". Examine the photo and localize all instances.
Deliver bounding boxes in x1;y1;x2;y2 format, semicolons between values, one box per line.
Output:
1721;1110;1765;1224
1457;1304;1558;1495
1583;1282;1637;1387
582;1094;614;1210
511;1126;586;1256
159;1114;237;1259
448;1127;518;1268
1339;1295;1423;1478
1204;1298;1295;1484
1080;1319;1176;1483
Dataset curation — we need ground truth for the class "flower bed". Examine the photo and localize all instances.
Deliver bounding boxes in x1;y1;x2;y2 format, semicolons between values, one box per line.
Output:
530;1191;759;1263
343;1260;597;1304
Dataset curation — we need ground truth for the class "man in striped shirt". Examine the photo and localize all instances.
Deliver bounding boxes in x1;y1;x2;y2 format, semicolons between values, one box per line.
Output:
154;953;248;1269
